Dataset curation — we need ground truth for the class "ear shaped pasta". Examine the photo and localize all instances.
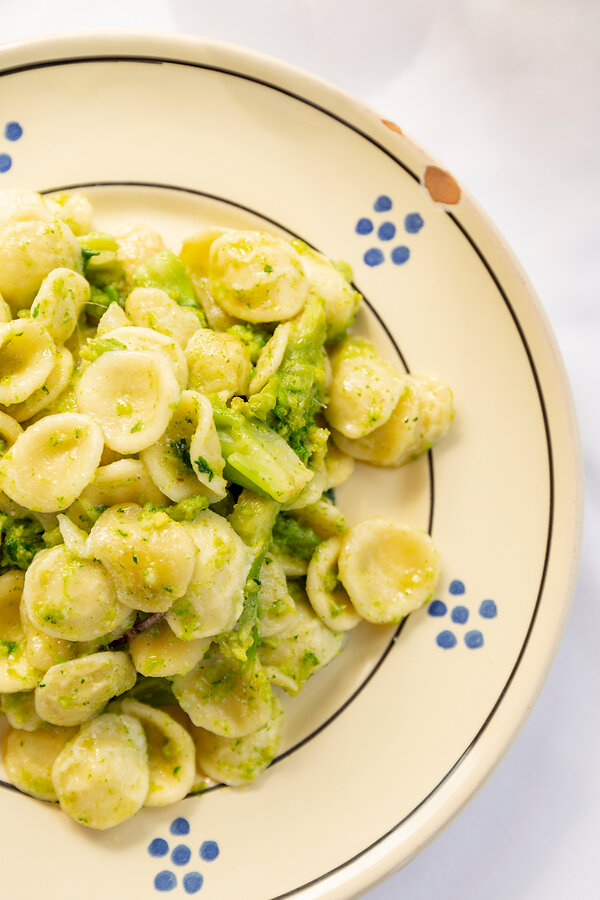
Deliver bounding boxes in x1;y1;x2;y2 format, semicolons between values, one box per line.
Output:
23;544;133;642
34;651;136;726
331;379;421;466
49;192;93;236
338;518;440;623
0;411;23;448
88;504;196;613
180;227;229;279
289;497;346;540
52;713;149;829
401;375;454;462
0;320;56;405
114;222;165;287
20;601;78;672
129;617;210;677
2;724;78;801
172;646;273;738
126;287;202;348
30;268;89;344
325;338;406;439
167;511;252;641
107;325;188;387
324;443;355;489
0;294;12;323
294;244;361;340
0;571;42;692
76;350;180;454
96;301;130;336
283;462;328;511
79;458;167;508
208;231;309;322
0;413;103;512
185;329;251;400
0;190;82;311
306;536;361;631
259;595;346;695
4;346;74;423
118;699;196;806
256;555;297;639
141;390;226;503
1;690;44;731
192;694;283;786
248;322;291;395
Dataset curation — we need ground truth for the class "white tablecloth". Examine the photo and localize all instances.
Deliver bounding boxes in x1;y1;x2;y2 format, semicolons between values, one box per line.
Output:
2;2;597;897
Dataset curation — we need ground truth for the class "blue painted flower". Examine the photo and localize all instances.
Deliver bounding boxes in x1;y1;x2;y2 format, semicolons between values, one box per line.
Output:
429;582;497;650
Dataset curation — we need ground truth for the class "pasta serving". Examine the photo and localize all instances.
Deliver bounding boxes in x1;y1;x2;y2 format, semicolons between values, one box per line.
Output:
0;189;453;829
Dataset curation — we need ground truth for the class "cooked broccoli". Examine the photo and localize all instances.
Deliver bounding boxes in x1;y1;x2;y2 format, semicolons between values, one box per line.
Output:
247;294;328;463
79;336;127;361
0;514;47;570
271;512;322;562
133;249;206;323
79;233;126;288
211;400;313;504
161;494;210;522
85;283;125;322
227;323;271;364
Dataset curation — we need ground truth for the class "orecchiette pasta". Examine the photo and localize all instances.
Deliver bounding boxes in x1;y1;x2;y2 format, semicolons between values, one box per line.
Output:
30;267;90;343
172;646;273;737
191;694;284;786
3;724;78;801
0;413;104;511
87;505;196;613
185;328;251;400
338;518;441;623
52;713;149;829
0;320;56;405
167;511;251;640
0;192;454;830
23;544;133;642
208;230;309;322
76;349;180;454
34;651;137;726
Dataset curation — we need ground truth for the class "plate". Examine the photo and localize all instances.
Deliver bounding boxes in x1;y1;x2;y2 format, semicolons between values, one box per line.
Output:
0;32;582;900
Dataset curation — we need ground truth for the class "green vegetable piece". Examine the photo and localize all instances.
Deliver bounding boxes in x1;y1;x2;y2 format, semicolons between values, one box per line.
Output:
85;283;126;322
79;233;125;289
121;675;177;708
227;323;271;364
228;489;280;556
161;495;210;522
133;249;206;323
0;513;46;571
271;512;322;562
211;400;313;504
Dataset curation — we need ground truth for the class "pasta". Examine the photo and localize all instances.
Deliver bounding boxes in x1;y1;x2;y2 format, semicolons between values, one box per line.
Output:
0;190;455;829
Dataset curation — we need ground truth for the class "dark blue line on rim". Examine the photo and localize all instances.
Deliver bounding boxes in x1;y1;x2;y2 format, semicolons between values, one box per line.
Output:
0;55;553;900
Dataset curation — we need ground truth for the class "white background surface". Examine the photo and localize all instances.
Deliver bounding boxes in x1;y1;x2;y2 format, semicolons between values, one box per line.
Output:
1;2;597;898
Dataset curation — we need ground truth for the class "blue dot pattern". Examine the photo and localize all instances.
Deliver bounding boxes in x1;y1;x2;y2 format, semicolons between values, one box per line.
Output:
355;217;373;235
465;630;484;649
431;581;497;650
0;154;12;174
200;841;220;861
428;600;447;617
436;630;457;649
4;122;22;141
170;817;190;836
364;248;384;267
404;212;424;233
154;871;177;892
374;194;392;212
172;845;191;866
451;605;469;624
377;221;396;241
449;580;465;595
183;873;204;894
479;599;497;618
391;245;410;265
148;838;169;858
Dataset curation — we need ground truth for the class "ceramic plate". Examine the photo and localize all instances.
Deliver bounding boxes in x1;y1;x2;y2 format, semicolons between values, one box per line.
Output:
0;32;582;900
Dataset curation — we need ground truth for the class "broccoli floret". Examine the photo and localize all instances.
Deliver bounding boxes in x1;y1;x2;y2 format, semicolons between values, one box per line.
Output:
0;514;46;570
227;323;271;364
85;283;126;322
248;295;328;463
211;400;313;504
271;512;322;562
79;233;126;288
133;250;206;324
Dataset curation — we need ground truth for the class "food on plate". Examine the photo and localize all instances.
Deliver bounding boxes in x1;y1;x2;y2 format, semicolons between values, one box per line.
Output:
0;189;454;828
